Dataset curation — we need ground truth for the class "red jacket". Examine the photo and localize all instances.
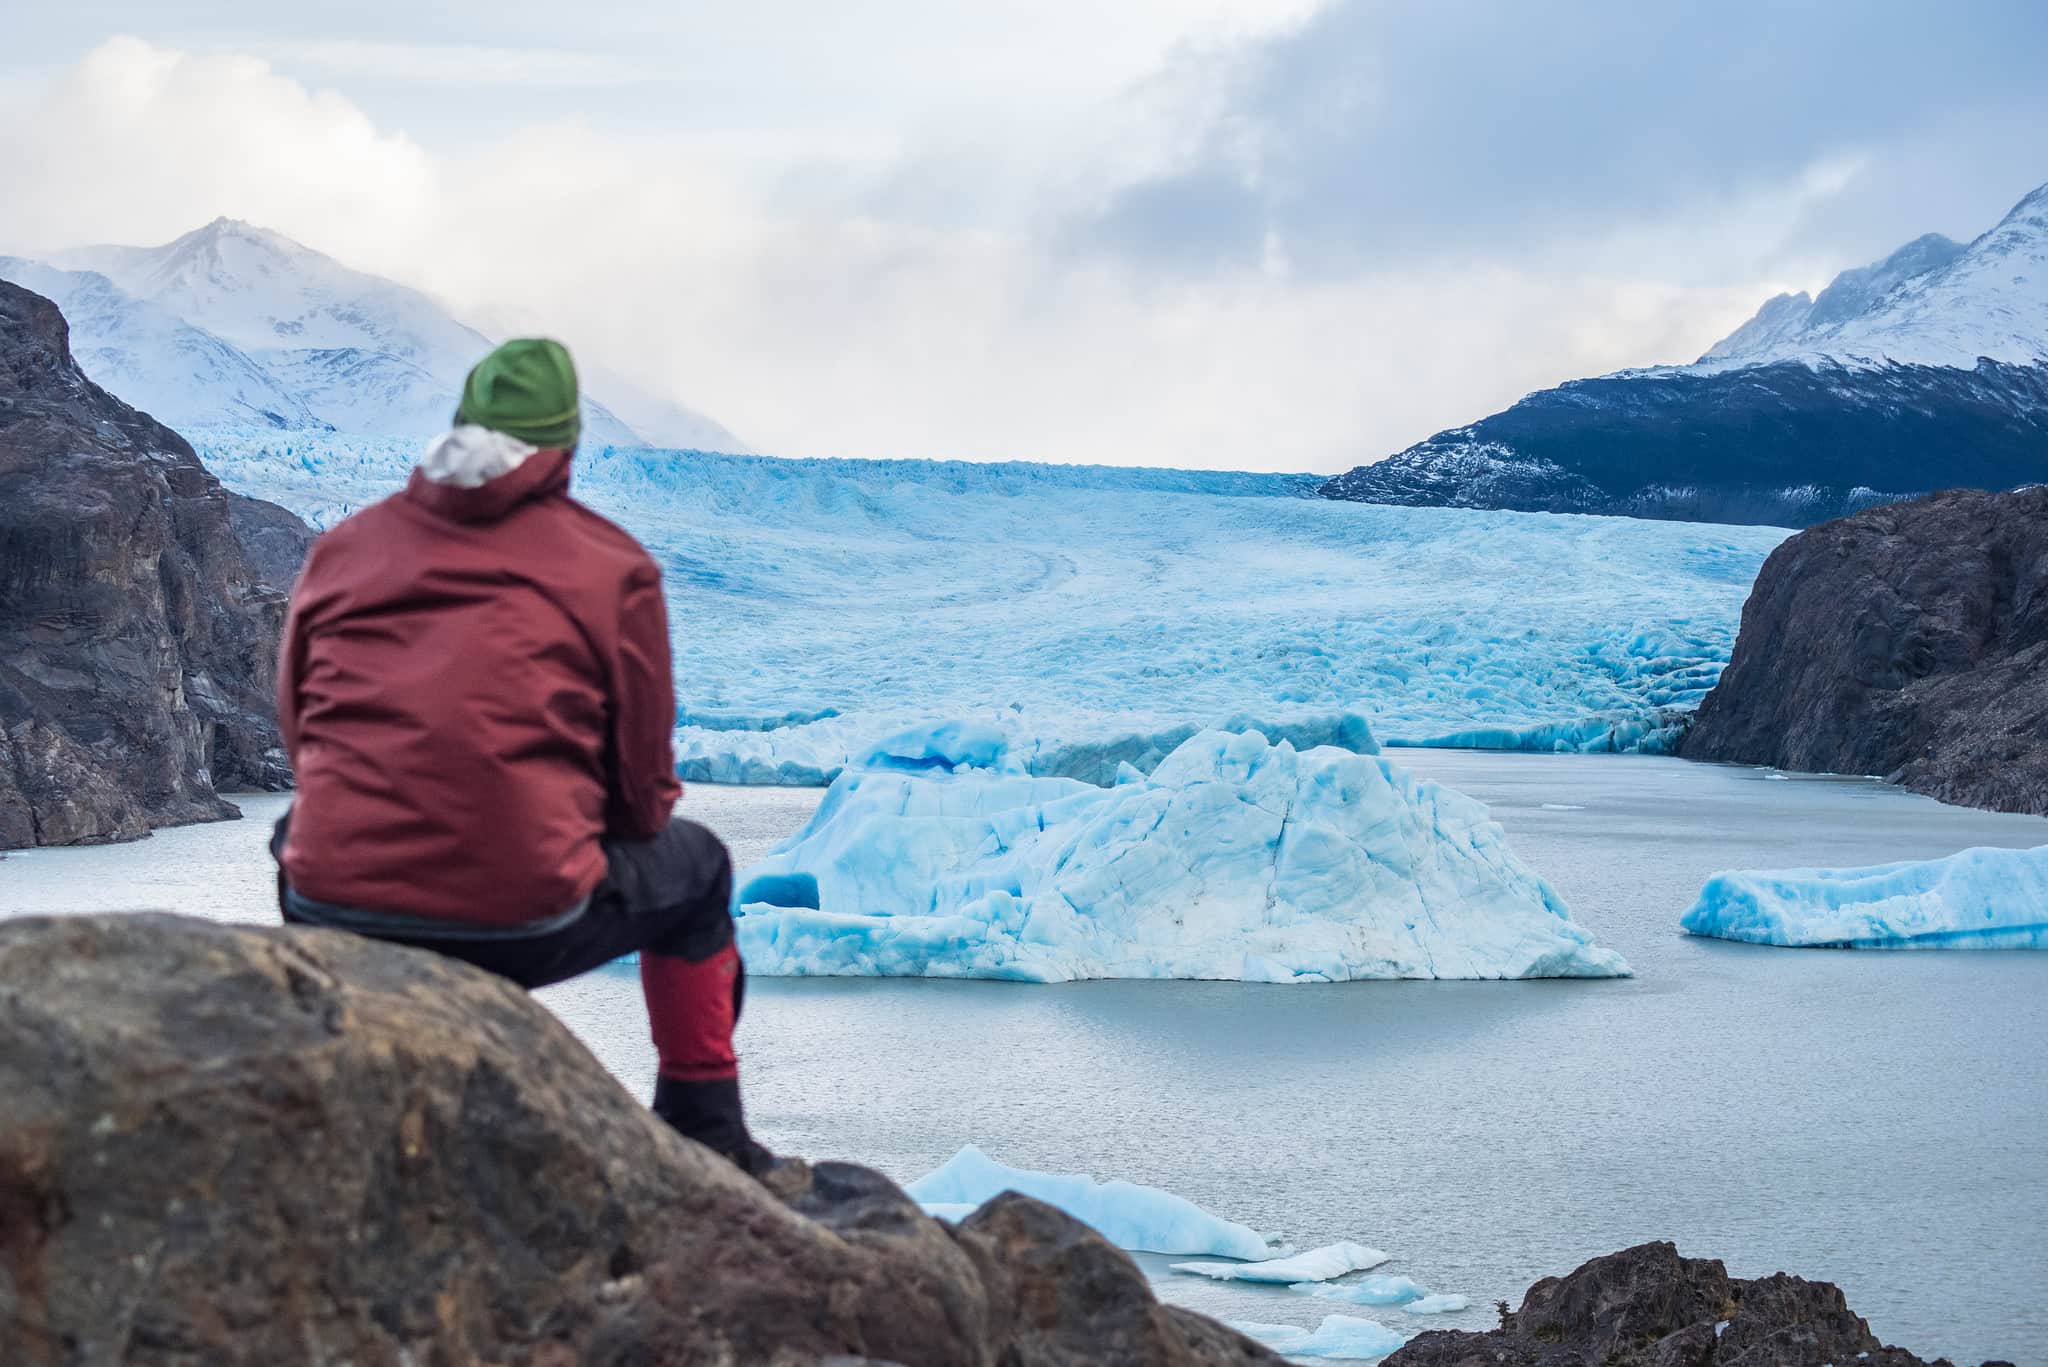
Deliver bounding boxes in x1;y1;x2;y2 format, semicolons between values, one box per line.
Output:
275;448;682;925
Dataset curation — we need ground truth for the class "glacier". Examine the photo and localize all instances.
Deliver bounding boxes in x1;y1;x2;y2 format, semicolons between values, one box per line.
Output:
1173;1242;1391;1284
732;725;1628;982
188;430;1785;780
1229;1315;1407;1360
904;1145;1277;1259
1681;845;2048;950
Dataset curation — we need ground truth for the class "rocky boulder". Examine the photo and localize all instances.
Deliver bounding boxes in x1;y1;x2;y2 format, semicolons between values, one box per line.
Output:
0;281;313;848
1385;1240;2011;1367
0;913;1279;1367
1681;487;2048;814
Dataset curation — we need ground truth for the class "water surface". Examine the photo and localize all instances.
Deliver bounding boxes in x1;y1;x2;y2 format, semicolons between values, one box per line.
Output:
4;755;2043;1363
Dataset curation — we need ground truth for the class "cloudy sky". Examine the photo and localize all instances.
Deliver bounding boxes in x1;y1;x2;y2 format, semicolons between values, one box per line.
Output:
3;2;2045;469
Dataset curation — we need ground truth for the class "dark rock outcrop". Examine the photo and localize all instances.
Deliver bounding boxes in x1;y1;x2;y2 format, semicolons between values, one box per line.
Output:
226;490;316;591
0;280;312;848
0;913;1280;1367
1681;487;2048;814
1316;359;2048;528
1385;1241;2011;1367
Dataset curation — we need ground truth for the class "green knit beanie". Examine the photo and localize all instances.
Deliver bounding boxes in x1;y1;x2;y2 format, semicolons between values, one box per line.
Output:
454;338;582;449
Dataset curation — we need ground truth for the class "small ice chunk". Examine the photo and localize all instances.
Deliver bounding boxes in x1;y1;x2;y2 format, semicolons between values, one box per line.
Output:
1305;1273;1428;1305
1403;1294;1470;1314
1231;1314;1408;1360
1540;803;1585;811
1681;844;2048;949
905;1145;1276;1259
1174;1241;1389;1283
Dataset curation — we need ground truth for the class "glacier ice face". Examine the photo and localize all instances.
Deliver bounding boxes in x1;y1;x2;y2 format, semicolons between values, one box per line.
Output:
1681;845;2048;949
735;727;1630;983
1304;1274;1429;1305
903;1145;1276;1259
1174;1242;1391;1284
191;432;1782;774
1229;1314;1407;1360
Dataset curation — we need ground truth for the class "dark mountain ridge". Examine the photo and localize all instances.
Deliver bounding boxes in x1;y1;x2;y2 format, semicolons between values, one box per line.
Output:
1320;358;2048;527
1322;179;2048;527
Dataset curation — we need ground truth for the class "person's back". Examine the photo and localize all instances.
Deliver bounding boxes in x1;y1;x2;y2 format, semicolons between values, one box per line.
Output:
278;438;671;923
273;338;774;1176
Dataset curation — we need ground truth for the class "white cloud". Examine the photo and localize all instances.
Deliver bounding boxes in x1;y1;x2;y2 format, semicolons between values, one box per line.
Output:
234;39;663;89
0;31;2018;471
0;37;438;259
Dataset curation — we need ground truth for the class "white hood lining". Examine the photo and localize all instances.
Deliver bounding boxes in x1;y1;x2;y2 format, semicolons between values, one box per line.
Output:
419;424;540;489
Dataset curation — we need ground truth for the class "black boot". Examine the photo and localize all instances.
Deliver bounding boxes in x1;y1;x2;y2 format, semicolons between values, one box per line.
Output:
651;1076;778;1179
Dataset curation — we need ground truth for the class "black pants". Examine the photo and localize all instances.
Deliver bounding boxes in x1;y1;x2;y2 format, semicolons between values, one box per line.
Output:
272;813;738;987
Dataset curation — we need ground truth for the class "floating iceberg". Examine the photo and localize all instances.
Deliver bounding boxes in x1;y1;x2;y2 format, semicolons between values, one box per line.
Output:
904;1145;1276;1260
735;725;1629;983
1681;844;2048;949
193;431;1783;776
1304;1274;1429;1305
1230;1315;1408;1360
1403;1294;1471;1314
1172;1242;1390;1284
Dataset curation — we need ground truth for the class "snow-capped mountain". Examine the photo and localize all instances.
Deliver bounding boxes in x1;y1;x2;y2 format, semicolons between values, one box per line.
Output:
1322;180;2048;526
0;256;322;431
1698;232;1968;364
1;219;747;450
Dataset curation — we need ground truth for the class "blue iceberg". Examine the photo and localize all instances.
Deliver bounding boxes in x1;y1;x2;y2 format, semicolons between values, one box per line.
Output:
735;725;1629;983
1173;1242;1390;1284
1230;1315;1408;1360
1681;844;2048;949
904;1145;1277;1259
1304;1273;1429;1305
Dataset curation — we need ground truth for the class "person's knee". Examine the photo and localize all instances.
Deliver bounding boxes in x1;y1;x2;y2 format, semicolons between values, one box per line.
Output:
649;819;735;960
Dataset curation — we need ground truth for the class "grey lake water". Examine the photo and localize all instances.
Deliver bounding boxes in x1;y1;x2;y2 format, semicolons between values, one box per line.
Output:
3;751;2044;1364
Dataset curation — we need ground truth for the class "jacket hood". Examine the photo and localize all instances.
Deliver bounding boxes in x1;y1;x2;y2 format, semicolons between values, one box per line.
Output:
403;444;573;524
420;424;538;488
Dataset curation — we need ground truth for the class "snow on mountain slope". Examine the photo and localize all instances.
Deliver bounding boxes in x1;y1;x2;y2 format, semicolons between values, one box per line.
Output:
34;218;737;446
584;360;751;453
1700;233;1967;365
1699;186;2047;370
57;219;489;367
0;257;322;431
192;429;1784;777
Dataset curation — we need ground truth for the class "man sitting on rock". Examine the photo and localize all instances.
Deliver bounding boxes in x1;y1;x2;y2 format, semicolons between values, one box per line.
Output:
270;338;775;1177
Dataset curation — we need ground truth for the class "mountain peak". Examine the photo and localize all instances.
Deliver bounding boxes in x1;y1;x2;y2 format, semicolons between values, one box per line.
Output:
168;216;316;263
1698;175;2047;371
1988;179;2048;235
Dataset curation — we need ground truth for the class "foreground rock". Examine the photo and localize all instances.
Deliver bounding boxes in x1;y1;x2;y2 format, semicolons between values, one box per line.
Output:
0;281;312;848
1385;1241;2011;1367
0;913;1279;1366
1681;487;2048;815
